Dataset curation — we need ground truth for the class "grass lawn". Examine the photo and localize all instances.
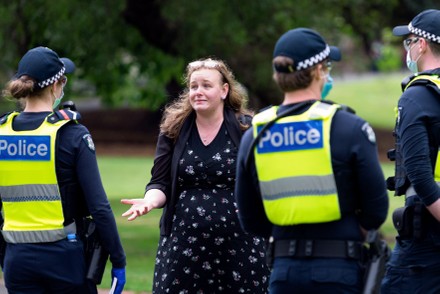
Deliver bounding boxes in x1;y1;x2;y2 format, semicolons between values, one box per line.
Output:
330;72;405;129
96;156;159;293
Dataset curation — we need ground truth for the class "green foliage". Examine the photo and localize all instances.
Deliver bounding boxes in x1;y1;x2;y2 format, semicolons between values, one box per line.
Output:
2;0;437;111
375;45;402;72
0;1;183;109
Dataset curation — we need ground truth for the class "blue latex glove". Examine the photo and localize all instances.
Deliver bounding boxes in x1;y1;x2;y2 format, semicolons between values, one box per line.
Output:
111;267;126;294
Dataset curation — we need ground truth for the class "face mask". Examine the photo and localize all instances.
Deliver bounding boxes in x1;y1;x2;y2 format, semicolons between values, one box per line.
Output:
52;89;64;109
321;74;333;100
406;47;422;74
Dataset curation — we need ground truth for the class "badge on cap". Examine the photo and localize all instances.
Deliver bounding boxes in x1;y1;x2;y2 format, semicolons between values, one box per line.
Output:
82;134;95;152
361;122;376;144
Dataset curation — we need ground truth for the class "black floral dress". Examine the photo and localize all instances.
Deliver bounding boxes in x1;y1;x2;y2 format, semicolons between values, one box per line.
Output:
152;123;270;293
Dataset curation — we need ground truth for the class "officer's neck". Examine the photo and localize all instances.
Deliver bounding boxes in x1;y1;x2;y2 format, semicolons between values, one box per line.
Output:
23;96;53;113
282;88;319;105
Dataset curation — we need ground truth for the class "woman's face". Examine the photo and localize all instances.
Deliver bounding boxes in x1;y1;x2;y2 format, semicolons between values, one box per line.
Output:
188;68;229;115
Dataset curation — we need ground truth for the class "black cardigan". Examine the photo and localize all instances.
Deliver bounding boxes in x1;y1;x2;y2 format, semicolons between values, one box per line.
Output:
145;107;250;236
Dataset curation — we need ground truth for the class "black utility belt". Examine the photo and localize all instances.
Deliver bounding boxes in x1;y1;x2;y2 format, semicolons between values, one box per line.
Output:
273;239;363;260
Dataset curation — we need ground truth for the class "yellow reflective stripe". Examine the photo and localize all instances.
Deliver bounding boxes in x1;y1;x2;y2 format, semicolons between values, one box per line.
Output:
404;74;440;91
436;150;440;182
260;174;337;200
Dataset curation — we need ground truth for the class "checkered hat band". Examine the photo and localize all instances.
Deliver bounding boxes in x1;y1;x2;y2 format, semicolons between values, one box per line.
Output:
37;67;65;89
409;23;440;44
297;45;330;70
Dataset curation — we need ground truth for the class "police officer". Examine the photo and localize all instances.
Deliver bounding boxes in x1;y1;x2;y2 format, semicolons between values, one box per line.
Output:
0;47;126;293
382;9;440;294
234;28;389;293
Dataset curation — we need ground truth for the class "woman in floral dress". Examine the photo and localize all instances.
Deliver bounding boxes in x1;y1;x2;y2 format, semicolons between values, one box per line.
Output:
122;58;270;293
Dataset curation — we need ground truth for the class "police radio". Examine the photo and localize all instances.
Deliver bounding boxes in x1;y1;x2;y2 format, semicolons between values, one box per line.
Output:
61;101;77;111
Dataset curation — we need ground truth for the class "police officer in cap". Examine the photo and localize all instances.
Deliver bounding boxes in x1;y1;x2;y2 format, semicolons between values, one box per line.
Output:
382;9;440;294
234;28;389;293
0;47;126;293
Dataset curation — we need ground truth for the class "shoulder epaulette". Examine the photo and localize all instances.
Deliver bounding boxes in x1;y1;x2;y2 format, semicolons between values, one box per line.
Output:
47;109;81;124
0;111;14;126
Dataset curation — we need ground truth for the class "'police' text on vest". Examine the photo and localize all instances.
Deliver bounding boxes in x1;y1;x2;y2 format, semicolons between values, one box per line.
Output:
257;120;323;153
0;135;50;160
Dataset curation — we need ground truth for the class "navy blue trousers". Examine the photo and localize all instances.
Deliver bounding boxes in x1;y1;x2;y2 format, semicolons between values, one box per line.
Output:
269;257;363;293
3;238;96;294
381;235;440;294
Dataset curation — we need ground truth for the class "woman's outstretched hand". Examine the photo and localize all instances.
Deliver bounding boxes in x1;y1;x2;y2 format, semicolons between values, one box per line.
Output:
121;198;151;221
121;189;166;221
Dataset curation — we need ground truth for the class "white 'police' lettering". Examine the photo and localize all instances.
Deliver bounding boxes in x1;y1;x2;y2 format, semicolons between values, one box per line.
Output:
257;121;323;153
0;135;50;161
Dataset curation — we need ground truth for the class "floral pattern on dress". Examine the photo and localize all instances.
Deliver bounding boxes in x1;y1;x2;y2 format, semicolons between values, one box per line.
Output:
152;127;269;293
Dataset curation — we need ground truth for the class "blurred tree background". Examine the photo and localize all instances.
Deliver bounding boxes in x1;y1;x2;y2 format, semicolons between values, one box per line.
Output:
1;0;440;112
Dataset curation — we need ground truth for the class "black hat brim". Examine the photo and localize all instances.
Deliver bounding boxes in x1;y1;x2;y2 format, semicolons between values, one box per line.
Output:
392;25;410;36
329;46;341;61
61;58;76;74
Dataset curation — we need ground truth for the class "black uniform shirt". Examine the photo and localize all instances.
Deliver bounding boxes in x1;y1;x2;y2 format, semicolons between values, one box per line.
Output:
7;111;126;268
235;101;389;241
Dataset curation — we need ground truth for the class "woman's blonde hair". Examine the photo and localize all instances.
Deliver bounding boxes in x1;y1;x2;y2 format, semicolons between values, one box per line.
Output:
160;57;252;139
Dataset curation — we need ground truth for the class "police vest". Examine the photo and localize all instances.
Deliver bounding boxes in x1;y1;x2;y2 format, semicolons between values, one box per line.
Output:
253;101;341;225
0;110;78;243
391;74;440;195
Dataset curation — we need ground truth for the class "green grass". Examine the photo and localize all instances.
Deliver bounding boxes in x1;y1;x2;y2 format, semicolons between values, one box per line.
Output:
330;72;406;129
97;156;159;293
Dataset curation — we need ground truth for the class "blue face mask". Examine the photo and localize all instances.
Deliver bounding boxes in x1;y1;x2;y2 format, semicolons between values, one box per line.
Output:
321;74;333;100
406;50;419;74
52;89;64;110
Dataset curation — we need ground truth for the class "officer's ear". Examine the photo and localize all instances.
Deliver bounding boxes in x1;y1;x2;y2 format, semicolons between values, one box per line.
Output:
313;64;325;81
419;38;429;54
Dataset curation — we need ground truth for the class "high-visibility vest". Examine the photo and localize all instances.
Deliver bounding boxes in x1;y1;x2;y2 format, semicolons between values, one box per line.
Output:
0;111;75;243
403;74;440;182
253;101;341;225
